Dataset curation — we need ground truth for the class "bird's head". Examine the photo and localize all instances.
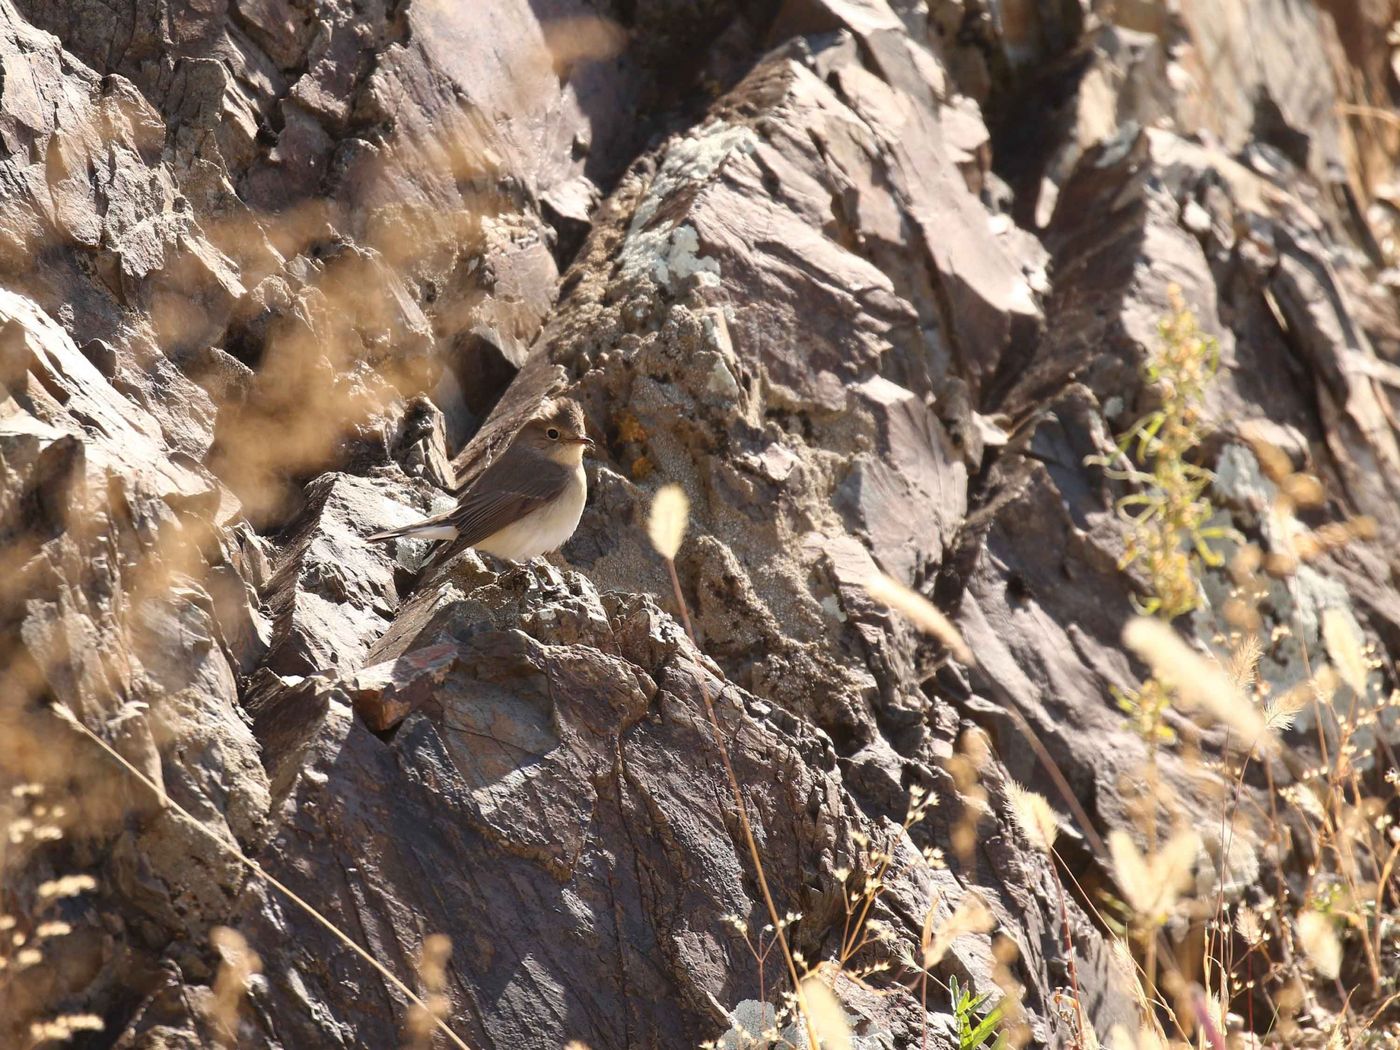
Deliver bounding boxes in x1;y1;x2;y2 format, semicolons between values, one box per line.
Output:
519;398;594;465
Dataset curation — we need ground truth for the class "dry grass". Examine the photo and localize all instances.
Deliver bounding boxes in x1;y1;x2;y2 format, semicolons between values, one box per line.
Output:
734;288;1400;1050
650;486;825;1050
3;15;1397;1042
0;786;103;1049
46;705;476;1050
5;233;1393;1050
209;926;262;1046
1089;289;1400;1048
0;13;624;1046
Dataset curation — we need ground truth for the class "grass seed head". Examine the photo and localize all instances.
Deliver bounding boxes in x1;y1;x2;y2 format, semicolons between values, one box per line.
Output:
1122;617;1271;748
1296;911;1342;980
647;484;689;560
800;976;852;1050
863;572;973;665
1007;782;1059;855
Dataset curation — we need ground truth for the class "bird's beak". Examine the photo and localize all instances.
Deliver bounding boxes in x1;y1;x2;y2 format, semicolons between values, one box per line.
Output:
569;436;596;452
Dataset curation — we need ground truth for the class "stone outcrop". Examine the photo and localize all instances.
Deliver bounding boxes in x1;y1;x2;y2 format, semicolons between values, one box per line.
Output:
2;0;1398;1047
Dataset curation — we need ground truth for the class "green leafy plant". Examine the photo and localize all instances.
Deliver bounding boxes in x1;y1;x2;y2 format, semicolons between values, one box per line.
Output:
1092;286;1231;755
1099;284;1227;623
1088;285;1400;1046
949;975;1007;1050
1090;286;1230;1000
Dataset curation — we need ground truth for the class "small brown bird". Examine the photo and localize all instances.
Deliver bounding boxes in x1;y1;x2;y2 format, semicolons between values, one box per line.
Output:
369;398;593;561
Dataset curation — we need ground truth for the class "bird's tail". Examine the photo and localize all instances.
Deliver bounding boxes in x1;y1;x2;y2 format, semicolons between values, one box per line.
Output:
366;514;459;542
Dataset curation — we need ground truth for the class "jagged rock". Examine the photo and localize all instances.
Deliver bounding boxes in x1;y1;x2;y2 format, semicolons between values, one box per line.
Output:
261;471;445;677
0;270;268;1050
219;570;1018;1048
391;394;456;490
340;641;461;732
2;0;1399;1046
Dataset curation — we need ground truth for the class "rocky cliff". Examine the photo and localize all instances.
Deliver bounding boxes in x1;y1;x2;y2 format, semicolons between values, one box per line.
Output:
2;0;1398;1047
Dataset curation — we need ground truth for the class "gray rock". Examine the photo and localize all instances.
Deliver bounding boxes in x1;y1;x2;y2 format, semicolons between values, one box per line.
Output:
2;0;1398;1047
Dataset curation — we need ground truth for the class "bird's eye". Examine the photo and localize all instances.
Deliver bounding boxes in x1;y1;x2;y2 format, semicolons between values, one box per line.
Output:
546;427;560;440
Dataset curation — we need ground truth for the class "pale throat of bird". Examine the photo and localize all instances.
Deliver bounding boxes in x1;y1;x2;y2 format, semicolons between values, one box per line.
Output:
550;441;587;467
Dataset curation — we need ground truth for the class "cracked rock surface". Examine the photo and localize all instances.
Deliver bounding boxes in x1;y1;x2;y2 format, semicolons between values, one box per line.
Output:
2;0;1399;1047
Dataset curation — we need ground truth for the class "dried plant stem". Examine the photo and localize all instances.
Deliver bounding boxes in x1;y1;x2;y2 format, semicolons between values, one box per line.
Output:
1375;839;1400;964
1004;707;1106;857
51;705;474;1050
1359;992;1400;1034
1141;752;1160;996
1005;705;1192;1032
1050;851;1086;1049
1190;986;1227;1050
757;939;769;1034
663;558;820;1050
1259;761;1294;959
841;848;895;967
1205;738;1255;1030
1336;102;1400;130
920;964;930;1050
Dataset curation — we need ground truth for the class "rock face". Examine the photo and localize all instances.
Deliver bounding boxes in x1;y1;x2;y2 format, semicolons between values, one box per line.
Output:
1;0;1398;1048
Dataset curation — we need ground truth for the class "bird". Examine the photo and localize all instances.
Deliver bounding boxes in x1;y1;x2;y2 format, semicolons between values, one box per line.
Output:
369;397;594;561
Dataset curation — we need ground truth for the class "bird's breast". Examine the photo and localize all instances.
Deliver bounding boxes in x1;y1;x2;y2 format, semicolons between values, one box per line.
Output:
476;465;587;561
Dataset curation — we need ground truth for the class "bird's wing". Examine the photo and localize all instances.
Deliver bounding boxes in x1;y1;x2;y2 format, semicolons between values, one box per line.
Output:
448;452;571;548
451;362;568;493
